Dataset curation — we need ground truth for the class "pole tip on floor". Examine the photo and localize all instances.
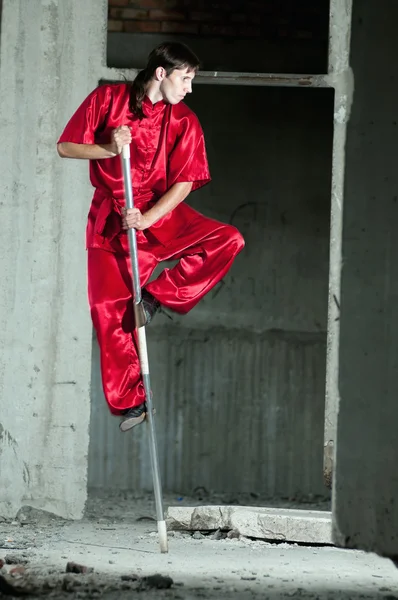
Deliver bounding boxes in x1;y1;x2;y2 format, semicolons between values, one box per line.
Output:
158;520;168;553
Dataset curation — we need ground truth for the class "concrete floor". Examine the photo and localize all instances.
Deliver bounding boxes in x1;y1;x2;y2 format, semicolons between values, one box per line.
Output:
0;493;397;599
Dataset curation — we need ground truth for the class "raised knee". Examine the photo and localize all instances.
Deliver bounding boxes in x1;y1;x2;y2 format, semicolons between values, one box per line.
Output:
225;225;245;253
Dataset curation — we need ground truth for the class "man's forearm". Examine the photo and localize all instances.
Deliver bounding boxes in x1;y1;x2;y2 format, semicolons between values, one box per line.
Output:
144;182;193;227
57;142;117;160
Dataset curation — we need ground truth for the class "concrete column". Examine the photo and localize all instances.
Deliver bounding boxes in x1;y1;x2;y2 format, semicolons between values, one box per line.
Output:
333;0;398;556
0;0;107;519
323;0;353;489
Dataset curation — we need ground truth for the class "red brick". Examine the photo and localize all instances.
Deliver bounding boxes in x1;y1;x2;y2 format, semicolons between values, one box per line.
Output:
239;24;261;37
203;1;233;9
128;0;179;8
277;28;289;38
149;8;185;20
124;20;162;32
190;11;218;21
230;13;247;23
108;19;124;31
109;7;148;19
188;0;208;7
200;23;236;36
248;0;271;10
161;21;199;34
248;13;264;24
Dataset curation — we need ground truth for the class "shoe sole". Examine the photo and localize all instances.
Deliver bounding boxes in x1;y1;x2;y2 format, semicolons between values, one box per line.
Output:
119;412;146;432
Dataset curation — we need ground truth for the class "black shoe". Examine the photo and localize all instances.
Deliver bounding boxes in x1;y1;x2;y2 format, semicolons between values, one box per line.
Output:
119;403;146;432
141;289;160;325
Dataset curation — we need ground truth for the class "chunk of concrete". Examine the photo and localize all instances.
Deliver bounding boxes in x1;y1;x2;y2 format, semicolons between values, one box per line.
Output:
166;506;332;545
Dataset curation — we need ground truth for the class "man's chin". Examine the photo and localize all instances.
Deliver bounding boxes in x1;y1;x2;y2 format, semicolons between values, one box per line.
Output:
164;97;183;105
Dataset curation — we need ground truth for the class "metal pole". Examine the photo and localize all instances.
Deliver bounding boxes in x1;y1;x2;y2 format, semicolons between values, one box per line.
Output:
120;144;168;554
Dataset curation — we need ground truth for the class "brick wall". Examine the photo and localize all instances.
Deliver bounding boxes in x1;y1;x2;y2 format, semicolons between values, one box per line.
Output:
108;0;329;42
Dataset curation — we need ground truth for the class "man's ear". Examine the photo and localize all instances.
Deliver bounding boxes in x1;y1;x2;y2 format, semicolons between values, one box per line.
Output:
155;66;166;81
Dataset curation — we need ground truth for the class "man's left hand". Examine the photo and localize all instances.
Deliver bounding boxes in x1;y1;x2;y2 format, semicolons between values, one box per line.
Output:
122;208;151;231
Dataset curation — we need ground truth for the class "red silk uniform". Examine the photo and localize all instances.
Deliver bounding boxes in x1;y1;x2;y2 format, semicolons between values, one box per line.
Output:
59;83;244;414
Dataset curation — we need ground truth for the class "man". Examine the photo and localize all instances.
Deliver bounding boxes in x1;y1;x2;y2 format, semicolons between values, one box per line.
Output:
57;42;244;432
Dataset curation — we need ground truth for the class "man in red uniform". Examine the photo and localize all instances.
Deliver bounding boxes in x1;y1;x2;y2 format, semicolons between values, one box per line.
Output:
57;42;244;431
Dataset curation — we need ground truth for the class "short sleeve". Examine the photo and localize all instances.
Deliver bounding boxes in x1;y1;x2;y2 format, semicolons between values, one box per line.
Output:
57;85;112;145
168;112;211;192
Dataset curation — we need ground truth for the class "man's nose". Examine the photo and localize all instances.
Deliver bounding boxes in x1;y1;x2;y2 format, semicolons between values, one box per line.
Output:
185;82;192;94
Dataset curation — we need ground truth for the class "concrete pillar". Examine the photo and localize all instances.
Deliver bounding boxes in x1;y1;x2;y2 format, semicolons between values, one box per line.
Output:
0;0;107;519
323;0;353;489
333;0;398;557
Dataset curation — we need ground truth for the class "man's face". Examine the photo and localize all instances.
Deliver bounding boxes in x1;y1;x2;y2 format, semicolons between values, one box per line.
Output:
160;67;195;104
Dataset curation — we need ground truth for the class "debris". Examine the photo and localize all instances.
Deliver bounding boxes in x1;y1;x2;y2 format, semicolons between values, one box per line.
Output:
9;566;26;576
192;486;209;501
227;529;240;539
210;529;227;540
192;531;205;540
65;561;93;574
121;574;139;582
0;574;32;596
167;530;189;540
62;574;83;592
139;574;173;590
5;554;29;565
16;506;65;525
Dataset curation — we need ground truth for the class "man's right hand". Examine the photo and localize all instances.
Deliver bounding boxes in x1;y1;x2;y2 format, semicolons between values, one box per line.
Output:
56;125;133;161
111;125;132;155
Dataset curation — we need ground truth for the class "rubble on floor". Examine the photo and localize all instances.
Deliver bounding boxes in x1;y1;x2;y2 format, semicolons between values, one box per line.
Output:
0;492;396;599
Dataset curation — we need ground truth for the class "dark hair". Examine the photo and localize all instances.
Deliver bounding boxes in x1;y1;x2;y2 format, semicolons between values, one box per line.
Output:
129;42;200;119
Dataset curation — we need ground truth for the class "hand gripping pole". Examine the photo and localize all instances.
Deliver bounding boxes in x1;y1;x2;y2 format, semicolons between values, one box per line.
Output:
120;144;168;554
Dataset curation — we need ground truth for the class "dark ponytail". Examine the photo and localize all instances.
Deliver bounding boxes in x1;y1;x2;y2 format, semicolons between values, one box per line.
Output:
129;42;200;120
129;68;152;120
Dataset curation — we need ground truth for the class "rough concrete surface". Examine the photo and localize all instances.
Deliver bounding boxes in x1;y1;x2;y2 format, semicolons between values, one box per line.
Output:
0;0;108;520
166;506;332;544
332;0;398;558
323;0;353;493
0;493;397;599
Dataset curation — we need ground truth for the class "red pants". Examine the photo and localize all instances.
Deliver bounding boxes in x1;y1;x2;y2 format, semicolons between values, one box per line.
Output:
88;209;244;414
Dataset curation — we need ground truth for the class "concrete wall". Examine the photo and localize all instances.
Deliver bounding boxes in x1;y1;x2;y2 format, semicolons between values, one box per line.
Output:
88;85;334;499
333;0;398;557
0;0;108;519
0;0;338;517
323;0;353;490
